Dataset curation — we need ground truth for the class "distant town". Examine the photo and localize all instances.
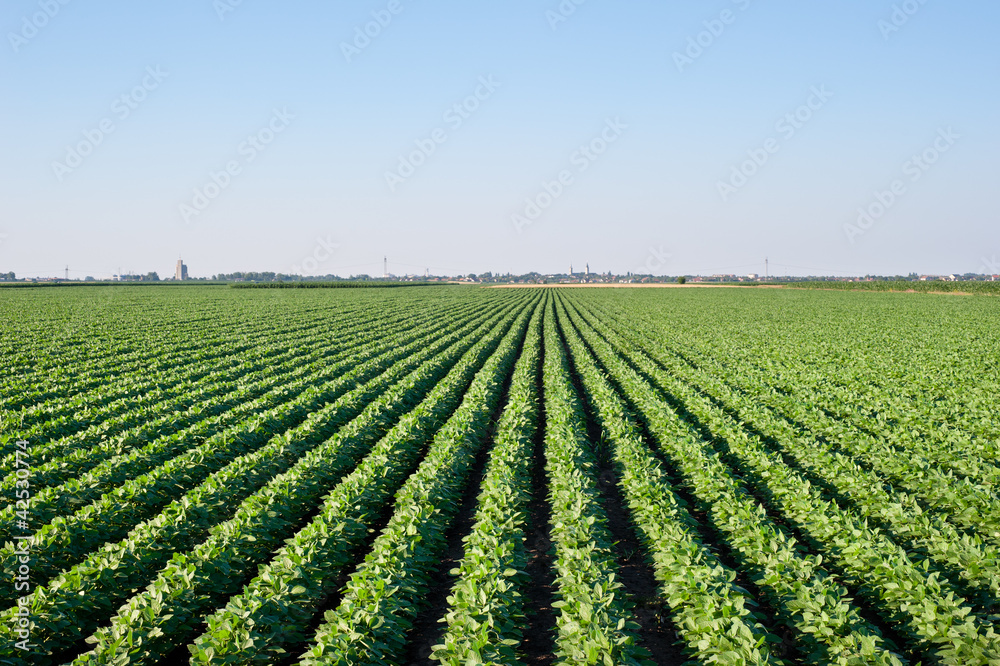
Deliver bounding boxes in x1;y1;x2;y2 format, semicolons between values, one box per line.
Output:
1;258;997;285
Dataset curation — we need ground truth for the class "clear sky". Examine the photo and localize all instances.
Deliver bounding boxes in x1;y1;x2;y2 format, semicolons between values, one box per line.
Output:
2;0;998;278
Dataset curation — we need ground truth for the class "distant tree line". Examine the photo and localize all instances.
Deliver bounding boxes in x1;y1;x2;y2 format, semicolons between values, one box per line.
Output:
212;272;363;282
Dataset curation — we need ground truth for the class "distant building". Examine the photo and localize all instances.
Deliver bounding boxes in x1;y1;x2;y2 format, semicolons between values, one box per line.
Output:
176;259;188;281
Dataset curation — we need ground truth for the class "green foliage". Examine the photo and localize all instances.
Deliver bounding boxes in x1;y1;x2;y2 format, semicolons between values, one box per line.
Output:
191;299;538;665
791;280;1000;295
0;286;997;665
430;308;543;664
534;299;647;666
3;300;515;663
554;297;783;665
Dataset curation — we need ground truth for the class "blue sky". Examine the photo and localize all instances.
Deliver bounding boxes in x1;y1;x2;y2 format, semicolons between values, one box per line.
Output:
1;0;998;278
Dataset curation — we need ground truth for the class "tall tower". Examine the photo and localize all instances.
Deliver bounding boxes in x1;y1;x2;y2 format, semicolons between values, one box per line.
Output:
586;263;589;276
383;256;388;279
176;259;188;281
570;264;573;276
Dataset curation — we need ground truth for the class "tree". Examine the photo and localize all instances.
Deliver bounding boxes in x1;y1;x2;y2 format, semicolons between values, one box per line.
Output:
677;276;687;284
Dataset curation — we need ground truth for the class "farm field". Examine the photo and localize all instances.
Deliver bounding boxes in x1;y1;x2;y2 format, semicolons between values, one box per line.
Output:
1;285;999;665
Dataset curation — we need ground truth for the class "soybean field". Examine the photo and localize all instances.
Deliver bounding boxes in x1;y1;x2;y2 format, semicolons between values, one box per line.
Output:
1;285;999;665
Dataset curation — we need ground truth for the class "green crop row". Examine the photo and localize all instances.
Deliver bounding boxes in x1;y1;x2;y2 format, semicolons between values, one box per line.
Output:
0;293;483;524
559;293;906;666
554;296;784;665
296;299;541;665
54;296;531;666
597;310;1000;614
0;323;355;506
0;295;404;452
184;297;537;666
561;294;1000;664
0;289;323;414
0;298;497;603
0;305;342;441
790;281;1000;295
0;285;995;664
535;299;645;666
427;300;543;664
574;291;1000;542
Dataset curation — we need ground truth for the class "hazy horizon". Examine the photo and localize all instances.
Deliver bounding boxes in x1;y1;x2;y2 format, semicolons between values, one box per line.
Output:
2;1;998;279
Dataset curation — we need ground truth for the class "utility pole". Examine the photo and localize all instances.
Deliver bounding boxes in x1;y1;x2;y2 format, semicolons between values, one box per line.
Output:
383;256;387;279
765;257;769;282
65;265;69;281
